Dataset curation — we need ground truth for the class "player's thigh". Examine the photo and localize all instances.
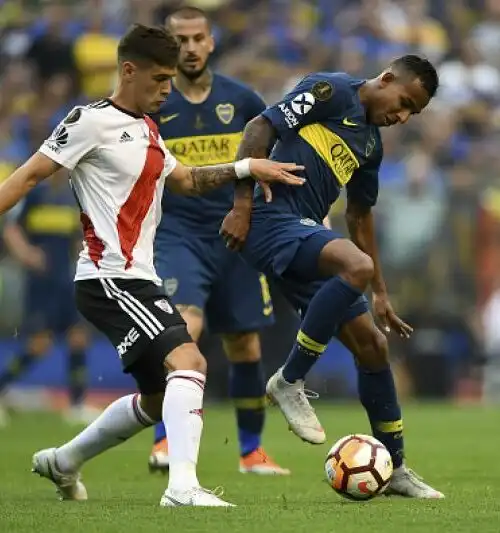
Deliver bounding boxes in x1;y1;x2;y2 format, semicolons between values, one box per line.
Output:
242;209;335;278
220;331;262;363
21;277;56;355
286;229;372;284
52;281;90;349
336;311;389;370
75;278;197;396
155;235;213;340
206;248;274;337
177;306;204;343
317;239;373;287
155;234;212;309
22;276;54;335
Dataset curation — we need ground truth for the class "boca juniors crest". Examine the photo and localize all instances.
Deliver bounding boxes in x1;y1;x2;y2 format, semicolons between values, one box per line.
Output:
216;103;234;125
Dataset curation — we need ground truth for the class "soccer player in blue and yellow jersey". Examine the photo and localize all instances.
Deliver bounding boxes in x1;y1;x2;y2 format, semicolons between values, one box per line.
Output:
148;6;288;475
221;56;444;497
0;171;97;426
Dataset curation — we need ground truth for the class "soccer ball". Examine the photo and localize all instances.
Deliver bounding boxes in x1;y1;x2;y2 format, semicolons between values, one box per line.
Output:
324;434;393;501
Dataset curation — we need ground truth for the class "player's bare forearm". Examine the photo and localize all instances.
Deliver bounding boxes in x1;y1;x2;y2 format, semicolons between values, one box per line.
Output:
234;116;277;210
345;201;387;294
0;167;40;216
169;155;304;197
3;224;31;262
0;153;59;216
188;164;239;195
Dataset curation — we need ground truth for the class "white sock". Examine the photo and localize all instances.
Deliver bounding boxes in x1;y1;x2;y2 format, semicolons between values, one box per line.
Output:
56;393;154;473
163;370;205;491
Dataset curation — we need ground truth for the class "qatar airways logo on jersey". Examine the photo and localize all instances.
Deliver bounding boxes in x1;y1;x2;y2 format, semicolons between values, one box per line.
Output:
166;133;241;166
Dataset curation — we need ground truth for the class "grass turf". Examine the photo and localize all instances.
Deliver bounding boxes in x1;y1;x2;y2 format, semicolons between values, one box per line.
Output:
0;403;499;533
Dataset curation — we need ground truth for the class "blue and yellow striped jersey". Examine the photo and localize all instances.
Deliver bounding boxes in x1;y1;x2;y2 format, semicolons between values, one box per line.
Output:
261;72;383;222
152;73;266;238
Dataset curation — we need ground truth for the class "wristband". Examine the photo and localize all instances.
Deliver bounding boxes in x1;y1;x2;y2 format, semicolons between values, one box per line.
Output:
234;158;251;179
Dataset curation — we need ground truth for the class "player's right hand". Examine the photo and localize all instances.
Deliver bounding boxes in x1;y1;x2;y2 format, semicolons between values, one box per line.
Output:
24;246;47;272
249;159;305;203
220;208;251;251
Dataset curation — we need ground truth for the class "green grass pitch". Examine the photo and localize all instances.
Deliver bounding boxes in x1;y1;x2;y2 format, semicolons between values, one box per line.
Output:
1;403;499;533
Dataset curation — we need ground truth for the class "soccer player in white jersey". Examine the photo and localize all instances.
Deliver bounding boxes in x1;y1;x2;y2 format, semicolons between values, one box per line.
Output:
0;24;304;507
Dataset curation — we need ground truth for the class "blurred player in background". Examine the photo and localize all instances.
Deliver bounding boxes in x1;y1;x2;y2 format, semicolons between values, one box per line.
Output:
0;171;97;426
148;6;289;476
221;56;444;498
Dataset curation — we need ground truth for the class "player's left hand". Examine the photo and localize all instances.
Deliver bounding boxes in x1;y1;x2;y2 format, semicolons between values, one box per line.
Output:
249;159;305;202
372;292;413;339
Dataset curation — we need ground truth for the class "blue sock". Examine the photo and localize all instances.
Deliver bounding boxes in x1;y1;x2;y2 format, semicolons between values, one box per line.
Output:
229;361;266;457
153;422;166;444
0;352;37;393
357;366;404;468
282;276;362;383
68;350;87;407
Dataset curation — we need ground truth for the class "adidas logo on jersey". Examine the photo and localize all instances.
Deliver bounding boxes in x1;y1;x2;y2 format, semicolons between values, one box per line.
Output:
119;131;134;143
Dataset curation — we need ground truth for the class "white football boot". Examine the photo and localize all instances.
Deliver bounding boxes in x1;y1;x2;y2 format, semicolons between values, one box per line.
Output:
160;486;235;507
387;465;445;499
266;367;326;445
32;448;88;501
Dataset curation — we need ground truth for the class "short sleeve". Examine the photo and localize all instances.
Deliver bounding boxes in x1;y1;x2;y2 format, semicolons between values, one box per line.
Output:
346;160;380;208
261;74;350;139
244;90;267;122
38;107;98;171
162;147;178;177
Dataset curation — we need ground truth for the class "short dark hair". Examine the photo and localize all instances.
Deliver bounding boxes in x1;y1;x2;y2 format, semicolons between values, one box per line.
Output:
166;6;211;30
391;55;439;98
118;24;180;68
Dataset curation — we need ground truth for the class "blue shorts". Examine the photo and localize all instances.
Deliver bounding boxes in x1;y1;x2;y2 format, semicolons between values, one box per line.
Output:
155;230;274;335
23;274;81;335
241;204;368;328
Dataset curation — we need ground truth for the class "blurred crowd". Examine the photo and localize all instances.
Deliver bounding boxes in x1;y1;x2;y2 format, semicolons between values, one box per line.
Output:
1;0;500;397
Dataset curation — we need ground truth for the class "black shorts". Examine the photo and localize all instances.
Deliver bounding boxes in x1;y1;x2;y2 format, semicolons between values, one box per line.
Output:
75;278;192;394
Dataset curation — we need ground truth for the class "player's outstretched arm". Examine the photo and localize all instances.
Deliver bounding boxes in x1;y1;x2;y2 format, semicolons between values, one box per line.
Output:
0;153;60;216
220;116;278;251
233;116;279;206
345;199;412;339
166;157;303;196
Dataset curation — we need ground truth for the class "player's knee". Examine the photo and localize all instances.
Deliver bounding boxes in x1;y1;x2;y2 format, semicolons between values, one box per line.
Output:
139;392;163;422
356;329;389;371
164;342;207;375
343;250;374;290
319;240;373;290
222;332;261;363
177;305;204;342
66;325;89;351
27;332;53;357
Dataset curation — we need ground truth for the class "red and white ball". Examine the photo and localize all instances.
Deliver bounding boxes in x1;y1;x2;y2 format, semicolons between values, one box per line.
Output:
324;434;393;501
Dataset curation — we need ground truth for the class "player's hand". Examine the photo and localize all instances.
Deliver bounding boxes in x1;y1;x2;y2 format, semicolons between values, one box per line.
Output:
220;207;251;251
372;292;413;339
249;159;305;202
23;246;47;272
